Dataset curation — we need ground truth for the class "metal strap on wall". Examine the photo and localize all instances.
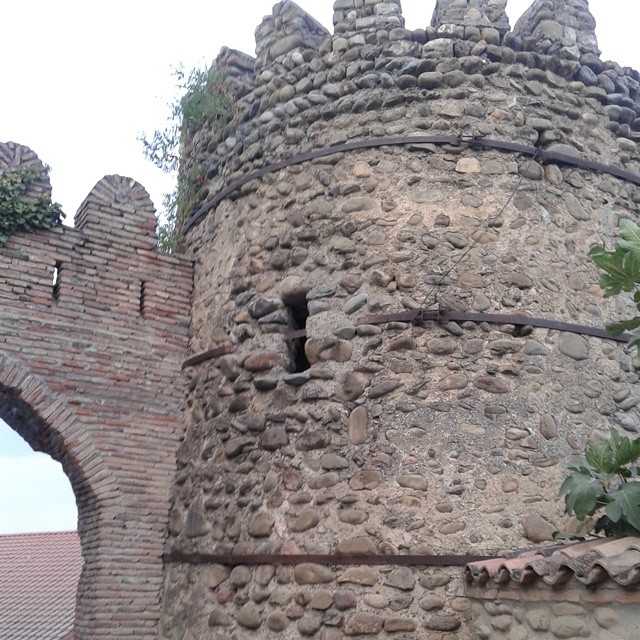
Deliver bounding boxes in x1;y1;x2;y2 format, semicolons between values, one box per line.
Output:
183;133;640;233
165;549;492;567
182;307;631;369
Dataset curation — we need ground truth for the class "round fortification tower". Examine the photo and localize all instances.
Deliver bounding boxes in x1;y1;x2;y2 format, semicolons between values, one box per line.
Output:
161;1;640;638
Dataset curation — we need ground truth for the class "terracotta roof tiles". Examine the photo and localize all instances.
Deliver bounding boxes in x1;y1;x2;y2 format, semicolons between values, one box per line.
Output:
466;536;640;589
0;531;82;640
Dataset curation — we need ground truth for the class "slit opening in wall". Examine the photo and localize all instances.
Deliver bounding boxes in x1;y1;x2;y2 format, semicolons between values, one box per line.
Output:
52;262;61;305
139;281;146;318
288;303;310;373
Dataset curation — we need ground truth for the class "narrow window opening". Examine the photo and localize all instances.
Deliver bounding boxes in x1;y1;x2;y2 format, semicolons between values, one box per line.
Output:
139;281;146;317
52;262;62;305
288;303;311;373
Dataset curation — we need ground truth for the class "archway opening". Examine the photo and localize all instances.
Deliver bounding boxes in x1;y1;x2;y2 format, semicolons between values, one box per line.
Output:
0;418;77;534
0;390;85;640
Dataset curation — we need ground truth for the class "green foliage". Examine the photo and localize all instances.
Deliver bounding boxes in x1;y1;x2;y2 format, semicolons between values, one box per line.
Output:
560;428;640;537
140;64;235;252
0;164;64;244
590;219;640;355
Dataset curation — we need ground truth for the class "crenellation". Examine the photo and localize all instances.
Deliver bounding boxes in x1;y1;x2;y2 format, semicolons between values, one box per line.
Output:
514;0;600;60
431;0;510;37
255;1;330;72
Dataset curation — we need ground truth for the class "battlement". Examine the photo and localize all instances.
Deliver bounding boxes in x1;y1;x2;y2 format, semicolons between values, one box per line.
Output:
181;0;639;237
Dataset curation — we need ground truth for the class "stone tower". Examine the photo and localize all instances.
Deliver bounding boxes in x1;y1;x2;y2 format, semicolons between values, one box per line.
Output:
160;0;640;638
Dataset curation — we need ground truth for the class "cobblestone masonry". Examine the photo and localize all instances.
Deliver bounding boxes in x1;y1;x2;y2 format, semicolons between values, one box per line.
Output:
0;142;193;638
161;0;640;639
467;580;640;640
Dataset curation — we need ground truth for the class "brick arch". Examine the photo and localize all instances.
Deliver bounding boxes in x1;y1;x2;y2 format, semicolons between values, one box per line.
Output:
0;352;118;502
0;352;124;636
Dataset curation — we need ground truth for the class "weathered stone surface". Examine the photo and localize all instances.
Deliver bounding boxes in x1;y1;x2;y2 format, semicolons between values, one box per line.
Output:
289;508;321;532
369;379;403;398
558;333;589;360
294;564;334;585
320;453;350;469
336;536;377;555
261;426;289;451
474;376;510;394
184;505;210;538
306;338;353;363
522;514;556;543
384;617;417;632
350;469;382;490
424;615;461;631
235;603;262;629
248;513;274;537
209;608;233;627
396;475;428;491
348;406;368;444
338;567;379;586
540;414;558;440
337;372;369;401
385;567;415;590
344;612;383;635
550;616;590;638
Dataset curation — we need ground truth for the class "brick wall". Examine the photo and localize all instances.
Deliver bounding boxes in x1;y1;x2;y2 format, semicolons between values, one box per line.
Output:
0;142;193;638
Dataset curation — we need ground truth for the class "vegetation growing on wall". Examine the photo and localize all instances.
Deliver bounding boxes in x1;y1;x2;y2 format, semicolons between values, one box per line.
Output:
561;428;640;537
590;219;640;356
0;165;64;244
558;225;640;539
140;65;235;252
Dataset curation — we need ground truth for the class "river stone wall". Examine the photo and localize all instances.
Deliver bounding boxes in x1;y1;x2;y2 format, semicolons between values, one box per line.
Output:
160;1;640;638
467;579;640;640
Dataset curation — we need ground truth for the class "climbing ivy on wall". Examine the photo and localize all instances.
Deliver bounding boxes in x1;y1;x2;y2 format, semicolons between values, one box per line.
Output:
0;165;64;244
140;64;235;253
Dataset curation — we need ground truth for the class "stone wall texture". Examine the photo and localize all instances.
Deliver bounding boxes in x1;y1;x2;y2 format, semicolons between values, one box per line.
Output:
467;580;640;640
0;142;193;638
4;0;640;638
161;0;640;638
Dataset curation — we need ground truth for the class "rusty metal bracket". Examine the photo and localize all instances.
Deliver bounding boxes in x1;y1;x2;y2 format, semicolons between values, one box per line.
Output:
355;307;632;344
164;549;492;567
183;134;640;233
183;308;631;369
182;344;234;370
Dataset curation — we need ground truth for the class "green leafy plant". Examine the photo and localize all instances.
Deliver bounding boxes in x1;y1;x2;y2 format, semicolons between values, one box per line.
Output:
590;219;640;355
140;64;235;252
560;428;640;537
0;164;64;244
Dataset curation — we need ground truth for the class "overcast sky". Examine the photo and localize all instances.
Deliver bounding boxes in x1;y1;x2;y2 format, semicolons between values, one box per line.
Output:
1;0;638;534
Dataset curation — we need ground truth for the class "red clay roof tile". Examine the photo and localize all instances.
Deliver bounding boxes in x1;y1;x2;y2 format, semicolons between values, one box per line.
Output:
466;536;640;589
0;531;82;640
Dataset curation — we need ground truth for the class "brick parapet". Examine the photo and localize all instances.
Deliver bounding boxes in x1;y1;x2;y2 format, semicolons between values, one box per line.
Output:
0;146;193;639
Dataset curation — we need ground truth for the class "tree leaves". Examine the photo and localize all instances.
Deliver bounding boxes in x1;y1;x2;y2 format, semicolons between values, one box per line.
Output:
591;220;640;357
560;428;640;537
138;64;235;252
605;483;640;532
0;165;64;244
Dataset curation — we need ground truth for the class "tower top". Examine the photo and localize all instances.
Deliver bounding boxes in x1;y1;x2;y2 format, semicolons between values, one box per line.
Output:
514;0;600;59
431;0;510;35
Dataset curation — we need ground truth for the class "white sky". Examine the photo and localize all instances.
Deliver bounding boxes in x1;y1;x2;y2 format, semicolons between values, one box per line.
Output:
0;0;638;533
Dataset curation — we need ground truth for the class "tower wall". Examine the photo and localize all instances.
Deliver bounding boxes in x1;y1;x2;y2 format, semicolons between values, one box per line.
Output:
161;1;640;638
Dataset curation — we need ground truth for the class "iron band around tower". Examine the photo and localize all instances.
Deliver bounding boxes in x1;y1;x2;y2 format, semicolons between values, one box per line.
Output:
183;133;640;233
